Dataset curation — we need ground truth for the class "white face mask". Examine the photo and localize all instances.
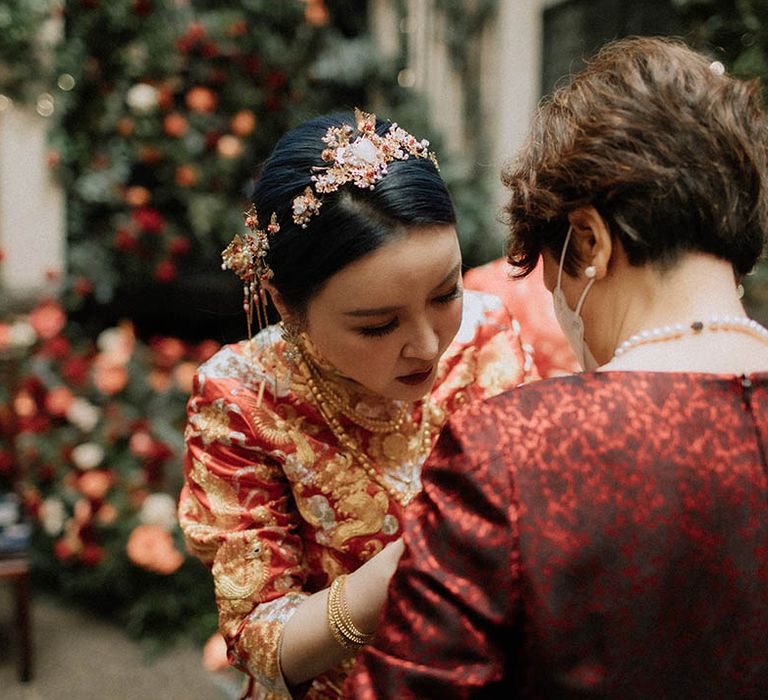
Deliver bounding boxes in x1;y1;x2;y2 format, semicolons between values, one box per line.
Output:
552;226;598;371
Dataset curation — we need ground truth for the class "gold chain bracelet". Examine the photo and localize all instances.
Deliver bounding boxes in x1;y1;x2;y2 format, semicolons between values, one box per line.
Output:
327;574;374;651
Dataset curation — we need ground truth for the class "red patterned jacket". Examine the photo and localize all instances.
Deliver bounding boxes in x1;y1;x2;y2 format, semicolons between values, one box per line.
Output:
349;371;768;699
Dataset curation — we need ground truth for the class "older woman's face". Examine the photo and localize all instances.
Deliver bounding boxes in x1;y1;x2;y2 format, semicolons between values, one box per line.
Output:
304;225;463;401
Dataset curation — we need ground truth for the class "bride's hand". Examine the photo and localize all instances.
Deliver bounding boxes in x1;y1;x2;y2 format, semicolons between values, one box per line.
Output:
344;538;406;633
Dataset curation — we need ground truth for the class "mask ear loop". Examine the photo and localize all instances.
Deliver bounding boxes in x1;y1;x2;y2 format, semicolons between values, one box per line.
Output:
556;225;573;291
558;224;596;314
574;276;596;315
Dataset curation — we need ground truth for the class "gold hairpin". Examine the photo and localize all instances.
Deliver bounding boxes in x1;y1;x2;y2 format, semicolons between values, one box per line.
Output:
221;207;280;336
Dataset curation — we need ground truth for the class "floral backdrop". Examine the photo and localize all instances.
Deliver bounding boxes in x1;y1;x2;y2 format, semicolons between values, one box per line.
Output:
1;299;221;647
1;0;768;666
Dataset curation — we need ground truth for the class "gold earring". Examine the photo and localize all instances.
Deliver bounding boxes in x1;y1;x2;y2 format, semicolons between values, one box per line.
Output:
280;320;302;364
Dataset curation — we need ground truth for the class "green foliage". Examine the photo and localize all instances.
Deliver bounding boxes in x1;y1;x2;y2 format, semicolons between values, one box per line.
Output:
674;0;768;320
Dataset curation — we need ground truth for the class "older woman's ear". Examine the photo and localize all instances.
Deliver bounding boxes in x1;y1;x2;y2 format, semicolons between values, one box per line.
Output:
567;206;612;279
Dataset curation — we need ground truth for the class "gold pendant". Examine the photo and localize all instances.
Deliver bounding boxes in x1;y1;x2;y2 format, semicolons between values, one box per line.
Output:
382;432;409;461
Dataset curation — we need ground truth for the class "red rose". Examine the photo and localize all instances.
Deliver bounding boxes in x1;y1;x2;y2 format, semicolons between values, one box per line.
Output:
202;42;219;59
154;260;177;283
114;228;138;251
62;355;92;385
54;539;76;562
194;339;221;362
42;335;72;359
73;277;94;297
80;543;105;567
132;207;165;233
0;450;13;475
131;0;153;16
151;336;187;366
169;236;191;256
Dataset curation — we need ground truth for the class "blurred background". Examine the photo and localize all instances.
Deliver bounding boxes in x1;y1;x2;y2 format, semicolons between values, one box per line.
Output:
1;0;767;697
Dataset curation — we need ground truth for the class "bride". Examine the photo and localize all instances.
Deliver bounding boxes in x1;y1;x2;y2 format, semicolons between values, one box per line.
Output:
178;109;536;699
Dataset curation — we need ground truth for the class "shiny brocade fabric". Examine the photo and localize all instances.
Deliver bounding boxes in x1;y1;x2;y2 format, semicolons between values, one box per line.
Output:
178;291;536;700
350;371;768;699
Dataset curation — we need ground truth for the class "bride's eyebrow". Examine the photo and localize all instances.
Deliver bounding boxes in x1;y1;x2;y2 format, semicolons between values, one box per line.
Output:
342;262;461;317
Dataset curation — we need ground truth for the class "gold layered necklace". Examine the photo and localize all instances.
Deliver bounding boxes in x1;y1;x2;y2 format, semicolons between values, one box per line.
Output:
297;346;431;506
300;350;409;433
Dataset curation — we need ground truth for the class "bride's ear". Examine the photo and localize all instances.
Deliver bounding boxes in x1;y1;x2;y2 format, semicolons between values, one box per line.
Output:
567;205;612;280
263;283;291;321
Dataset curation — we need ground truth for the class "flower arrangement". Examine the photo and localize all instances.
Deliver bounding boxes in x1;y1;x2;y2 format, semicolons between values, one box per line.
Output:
0;301;221;646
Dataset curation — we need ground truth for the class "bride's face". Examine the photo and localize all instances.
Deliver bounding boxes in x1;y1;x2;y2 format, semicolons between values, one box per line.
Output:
304;224;463;401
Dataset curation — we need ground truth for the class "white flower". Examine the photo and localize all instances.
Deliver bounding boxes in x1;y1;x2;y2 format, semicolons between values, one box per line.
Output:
71;442;105;470
138;493;179;531
40;497;66;536
126;82;158;114
66;398;101;432
353;137;377;164
96;326;132;364
8;321;36;347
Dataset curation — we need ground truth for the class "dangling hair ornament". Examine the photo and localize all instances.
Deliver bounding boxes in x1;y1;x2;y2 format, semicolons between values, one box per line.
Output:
221;206;280;339
291;108;439;228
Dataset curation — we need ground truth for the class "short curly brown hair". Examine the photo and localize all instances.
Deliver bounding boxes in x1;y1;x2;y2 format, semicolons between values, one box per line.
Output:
503;36;768;278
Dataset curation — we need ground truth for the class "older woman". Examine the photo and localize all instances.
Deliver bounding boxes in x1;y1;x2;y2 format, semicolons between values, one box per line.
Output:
349;37;768;698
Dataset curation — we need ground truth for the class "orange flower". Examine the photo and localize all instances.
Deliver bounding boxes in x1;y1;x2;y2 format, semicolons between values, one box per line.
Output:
129;431;154;457
202;632;230;672
175;164;199;187
116;117;135;136
148;369;172;393
126;524;184;575
151;336;187;367
93;358;129;395
29;300;66;340
96;502;118;525
230;110;256;136
186;86;217;114
304;0;330;26
173;361;197;393
45;385;75;417
125;186;151;207
216;135;243;159
78;470;113;500
164;112;188;138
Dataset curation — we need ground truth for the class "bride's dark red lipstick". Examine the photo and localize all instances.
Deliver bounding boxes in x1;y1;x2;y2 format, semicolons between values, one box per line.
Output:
396;367;433;386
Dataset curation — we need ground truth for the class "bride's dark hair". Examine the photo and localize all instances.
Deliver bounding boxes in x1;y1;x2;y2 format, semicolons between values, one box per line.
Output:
250;112;455;314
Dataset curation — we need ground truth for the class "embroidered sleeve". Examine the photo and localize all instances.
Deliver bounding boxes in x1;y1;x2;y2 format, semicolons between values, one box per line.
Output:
178;366;308;697
431;290;538;414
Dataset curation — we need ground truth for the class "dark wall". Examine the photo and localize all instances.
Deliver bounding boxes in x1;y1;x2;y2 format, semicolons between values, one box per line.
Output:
542;0;684;95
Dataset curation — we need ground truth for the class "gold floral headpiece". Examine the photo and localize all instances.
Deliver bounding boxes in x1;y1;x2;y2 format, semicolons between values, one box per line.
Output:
291;108;439;228
221;206;280;336
221;110;438;333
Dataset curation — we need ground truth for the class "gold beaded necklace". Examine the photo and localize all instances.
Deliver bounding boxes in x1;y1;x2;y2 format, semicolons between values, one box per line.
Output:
301;351;409;433
297;346;432;506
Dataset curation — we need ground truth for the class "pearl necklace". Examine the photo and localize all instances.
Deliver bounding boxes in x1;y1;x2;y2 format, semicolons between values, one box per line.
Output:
297;347;432;506
613;315;768;359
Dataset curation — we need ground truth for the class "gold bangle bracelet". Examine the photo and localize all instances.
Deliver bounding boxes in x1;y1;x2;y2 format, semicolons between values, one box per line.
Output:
327;575;374;651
